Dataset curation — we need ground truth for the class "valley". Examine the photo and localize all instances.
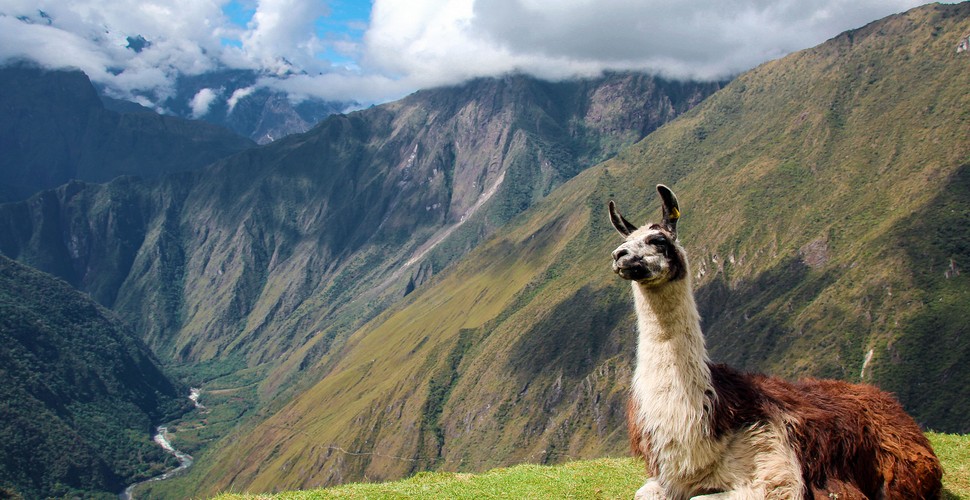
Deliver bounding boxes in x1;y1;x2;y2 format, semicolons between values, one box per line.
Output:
0;3;968;499
121;422;195;499
0;255;188;498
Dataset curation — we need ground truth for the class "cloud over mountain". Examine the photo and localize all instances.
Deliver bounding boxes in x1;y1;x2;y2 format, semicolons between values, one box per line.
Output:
189;87;219;118
0;0;930;106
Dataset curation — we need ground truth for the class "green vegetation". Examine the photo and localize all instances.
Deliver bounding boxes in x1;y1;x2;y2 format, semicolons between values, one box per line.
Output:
419;328;475;468
214;432;969;499
133;364;264;499
214;457;644;500
0;256;188;498
934;432;970;498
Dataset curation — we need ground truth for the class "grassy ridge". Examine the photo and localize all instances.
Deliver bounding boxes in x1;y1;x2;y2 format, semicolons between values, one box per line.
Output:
214;433;969;499
215;458;642;499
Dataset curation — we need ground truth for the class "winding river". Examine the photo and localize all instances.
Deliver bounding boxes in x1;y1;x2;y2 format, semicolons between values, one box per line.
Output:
119;389;203;500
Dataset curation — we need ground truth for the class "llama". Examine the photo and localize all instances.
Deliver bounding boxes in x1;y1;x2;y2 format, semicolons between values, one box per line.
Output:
609;185;942;499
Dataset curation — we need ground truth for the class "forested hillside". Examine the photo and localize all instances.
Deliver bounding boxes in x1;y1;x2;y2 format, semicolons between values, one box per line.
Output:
0;255;188;498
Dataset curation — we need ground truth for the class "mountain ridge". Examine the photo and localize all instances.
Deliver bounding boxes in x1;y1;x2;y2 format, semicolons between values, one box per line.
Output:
0;71;720;398
98;68;355;144
0;63;256;203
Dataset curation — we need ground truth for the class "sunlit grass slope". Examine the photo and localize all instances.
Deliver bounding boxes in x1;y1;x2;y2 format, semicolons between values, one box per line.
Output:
215;433;969;499
934;433;970;499
187;187;596;495
213;458;643;499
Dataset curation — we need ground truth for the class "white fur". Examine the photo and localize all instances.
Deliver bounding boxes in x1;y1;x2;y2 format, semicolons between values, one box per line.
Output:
624;227;804;499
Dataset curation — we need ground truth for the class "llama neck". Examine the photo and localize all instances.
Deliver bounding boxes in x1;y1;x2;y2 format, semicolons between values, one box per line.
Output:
630;276;714;444
633;278;704;344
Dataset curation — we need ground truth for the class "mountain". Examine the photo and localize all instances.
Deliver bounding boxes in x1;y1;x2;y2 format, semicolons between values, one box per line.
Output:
0;64;255;203
0;70;719;499
0;71;719;392
99;69;354;144
176;3;970;495
0;255;188;499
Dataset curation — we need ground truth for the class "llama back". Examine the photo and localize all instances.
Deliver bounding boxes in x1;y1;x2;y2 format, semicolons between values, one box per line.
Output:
710;367;943;499
625;349;942;499
783;378;943;499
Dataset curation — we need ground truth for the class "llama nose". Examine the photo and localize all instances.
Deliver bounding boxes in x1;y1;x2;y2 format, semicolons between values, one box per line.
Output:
612;248;629;261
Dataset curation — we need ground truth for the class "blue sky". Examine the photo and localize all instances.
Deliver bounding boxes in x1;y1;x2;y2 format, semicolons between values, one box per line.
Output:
0;0;936;105
223;0;257;28
220;1;253;48
312;0;371;68
220;0;372;68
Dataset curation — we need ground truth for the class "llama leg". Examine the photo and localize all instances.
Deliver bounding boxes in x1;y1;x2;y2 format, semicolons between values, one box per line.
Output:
635;478;667;500
688;482;803;500
746;423;804;500
699;424;803;500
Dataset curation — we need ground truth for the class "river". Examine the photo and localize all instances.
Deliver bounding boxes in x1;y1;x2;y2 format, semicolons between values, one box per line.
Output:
119;388;203;500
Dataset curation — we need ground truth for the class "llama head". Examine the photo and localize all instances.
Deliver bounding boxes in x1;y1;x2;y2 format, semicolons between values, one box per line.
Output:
609;184;687;286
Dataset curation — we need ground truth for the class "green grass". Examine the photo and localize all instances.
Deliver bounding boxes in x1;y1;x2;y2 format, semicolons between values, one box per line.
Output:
934;433;970;499
214;432;969;499
213;457;644;499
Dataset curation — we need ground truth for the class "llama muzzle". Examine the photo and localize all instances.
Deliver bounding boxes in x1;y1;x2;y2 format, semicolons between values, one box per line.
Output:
612;248;649;281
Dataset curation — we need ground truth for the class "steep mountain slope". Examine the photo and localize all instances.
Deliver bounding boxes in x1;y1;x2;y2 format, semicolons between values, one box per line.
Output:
0;64;255;202
190;3;970;495
0;255;188;499
0;72;719;387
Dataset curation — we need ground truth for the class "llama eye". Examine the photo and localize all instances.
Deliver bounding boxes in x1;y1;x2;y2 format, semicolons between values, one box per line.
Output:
651;236;668;247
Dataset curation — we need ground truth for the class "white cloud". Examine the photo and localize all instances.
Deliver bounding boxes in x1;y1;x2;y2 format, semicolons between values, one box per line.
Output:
257;72;411;105
0;0;232;102
0;0;935;106
241;0;333;74
189;87;219;118
227;85;256;113
361;0;930;84
0;14;114;82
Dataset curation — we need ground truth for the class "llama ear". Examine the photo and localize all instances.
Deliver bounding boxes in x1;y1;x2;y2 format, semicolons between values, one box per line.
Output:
609;200;638;237
657;184;680;238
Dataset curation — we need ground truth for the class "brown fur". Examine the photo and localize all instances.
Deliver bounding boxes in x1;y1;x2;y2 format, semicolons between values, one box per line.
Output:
627;364;943;498
704;363;943;499
627;394;658;477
